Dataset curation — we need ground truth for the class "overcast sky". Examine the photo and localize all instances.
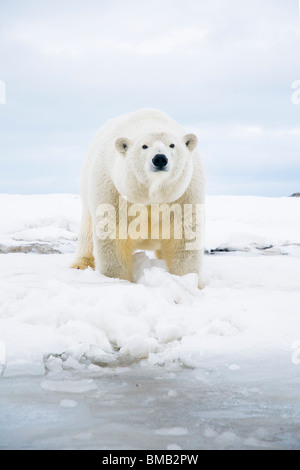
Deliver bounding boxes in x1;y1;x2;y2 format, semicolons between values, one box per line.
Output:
0;0;300;196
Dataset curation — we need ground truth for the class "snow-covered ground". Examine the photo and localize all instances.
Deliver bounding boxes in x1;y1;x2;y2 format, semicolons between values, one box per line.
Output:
1;194;300;256
0;194;300;450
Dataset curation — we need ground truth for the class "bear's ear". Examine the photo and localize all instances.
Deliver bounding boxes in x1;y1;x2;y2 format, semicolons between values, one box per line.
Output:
115;137;131;156
184;133;198;152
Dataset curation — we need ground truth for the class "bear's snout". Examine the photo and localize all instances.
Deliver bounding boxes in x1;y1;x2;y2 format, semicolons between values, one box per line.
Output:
152;154;168;171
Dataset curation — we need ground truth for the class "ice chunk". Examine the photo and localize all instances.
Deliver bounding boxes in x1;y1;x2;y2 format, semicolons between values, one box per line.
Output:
41;379;97;393
60;399;78;408
155;427;188;436
167;443;182;450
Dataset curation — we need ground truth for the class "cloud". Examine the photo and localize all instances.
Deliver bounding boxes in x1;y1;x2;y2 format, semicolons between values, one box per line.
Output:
0;0;299;196
136;28;206;55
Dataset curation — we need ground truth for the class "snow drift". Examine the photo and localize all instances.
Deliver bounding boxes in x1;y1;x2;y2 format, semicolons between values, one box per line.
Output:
0;194;299;374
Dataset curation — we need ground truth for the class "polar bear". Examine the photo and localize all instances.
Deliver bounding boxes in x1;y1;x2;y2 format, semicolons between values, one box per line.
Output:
71;108;205;288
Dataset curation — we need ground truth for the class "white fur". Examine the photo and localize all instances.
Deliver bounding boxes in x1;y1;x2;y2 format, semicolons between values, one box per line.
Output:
72;108;205;288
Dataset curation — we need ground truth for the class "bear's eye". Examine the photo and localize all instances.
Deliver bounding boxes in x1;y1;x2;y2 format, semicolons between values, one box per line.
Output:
142;145;148;150
169;144;175;148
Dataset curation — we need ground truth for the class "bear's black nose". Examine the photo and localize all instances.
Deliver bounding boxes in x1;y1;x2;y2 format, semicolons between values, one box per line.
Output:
152;154;168;170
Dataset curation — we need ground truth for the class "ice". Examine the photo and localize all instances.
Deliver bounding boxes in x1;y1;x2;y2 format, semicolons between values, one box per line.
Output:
73;432;93;441
205;195;300;255
0;194;300;449
41;379;97;393
155;427;189;436
291;341;300;365
0;341;6;364
60;399;78;408
0;194;299;255
0;194;79;254
166;443;182;450
0;340;6;377
167;390;178;397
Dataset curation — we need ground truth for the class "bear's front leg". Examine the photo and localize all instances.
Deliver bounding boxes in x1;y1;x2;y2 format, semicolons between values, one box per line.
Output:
161;239;204;289
93;235;133;282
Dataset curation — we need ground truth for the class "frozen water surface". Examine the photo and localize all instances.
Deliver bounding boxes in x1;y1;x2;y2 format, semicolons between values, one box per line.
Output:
1;357;300;450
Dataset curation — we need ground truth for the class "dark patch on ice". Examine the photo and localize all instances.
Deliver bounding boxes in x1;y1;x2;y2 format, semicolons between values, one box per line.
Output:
0;243;61;254
206;244;297;256
206;248;234;254
0;241;76;254
44;348;140;373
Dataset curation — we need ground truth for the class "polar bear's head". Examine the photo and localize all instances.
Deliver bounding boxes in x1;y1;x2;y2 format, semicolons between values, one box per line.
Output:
113;132;198;204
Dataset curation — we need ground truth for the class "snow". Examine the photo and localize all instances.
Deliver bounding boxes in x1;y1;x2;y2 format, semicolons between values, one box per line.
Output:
0;194;79;254
1;193;299;256
0;193;300;450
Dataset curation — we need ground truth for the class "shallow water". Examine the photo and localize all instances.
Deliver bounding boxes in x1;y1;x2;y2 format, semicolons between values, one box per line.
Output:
1;355;300;450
